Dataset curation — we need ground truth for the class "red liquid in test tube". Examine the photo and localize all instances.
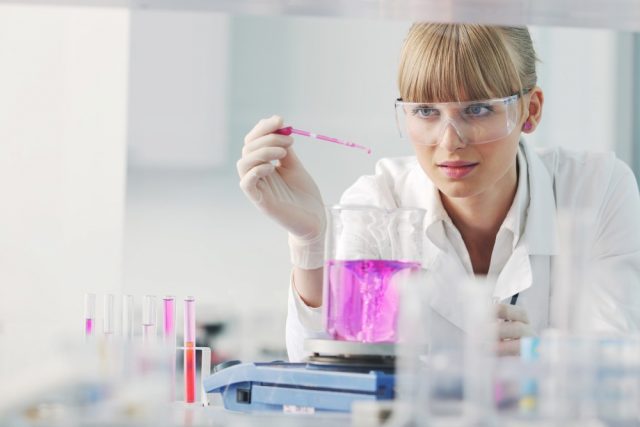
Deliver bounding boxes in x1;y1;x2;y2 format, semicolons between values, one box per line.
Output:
184;296;196;403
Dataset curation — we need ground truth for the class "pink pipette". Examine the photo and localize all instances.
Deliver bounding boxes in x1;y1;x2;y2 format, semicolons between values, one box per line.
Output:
275;126;371;154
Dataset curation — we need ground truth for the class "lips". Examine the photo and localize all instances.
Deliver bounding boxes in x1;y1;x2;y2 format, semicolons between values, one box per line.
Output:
436;160;478;179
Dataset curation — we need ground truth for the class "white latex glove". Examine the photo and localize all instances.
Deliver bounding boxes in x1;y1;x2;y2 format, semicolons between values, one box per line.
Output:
495;303;534;356
237;115;326;269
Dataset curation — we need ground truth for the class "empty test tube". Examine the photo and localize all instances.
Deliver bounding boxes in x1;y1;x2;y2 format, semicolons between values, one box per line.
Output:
103;294;115;337
122;294;134;340
142;295;157;342
84;293;96;337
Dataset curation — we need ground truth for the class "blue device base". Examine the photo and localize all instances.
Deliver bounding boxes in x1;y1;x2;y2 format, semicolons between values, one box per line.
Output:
203;361;395;413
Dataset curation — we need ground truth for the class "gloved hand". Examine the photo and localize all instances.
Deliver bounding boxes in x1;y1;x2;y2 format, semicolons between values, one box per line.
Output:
495;303;534;356
237;115;326;269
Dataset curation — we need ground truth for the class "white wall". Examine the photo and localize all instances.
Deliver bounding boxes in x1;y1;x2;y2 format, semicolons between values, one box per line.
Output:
126;10;229;169
528;27;634;157
226;15;412;203
0;5;128;398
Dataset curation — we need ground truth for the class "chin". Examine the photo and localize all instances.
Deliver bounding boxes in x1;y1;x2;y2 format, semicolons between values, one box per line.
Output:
437;181;483;199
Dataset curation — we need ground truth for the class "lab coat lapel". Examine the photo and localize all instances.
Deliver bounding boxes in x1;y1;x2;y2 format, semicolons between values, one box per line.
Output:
424;239;472;332
490;242;550;332
403;165;471;333
520;141;558;256
493;142;557;297
521;255;552;332
425;241;541;335
493;243;532;302
498;142;557;332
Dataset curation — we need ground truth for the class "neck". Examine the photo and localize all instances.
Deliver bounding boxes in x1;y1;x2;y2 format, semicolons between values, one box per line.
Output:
441;163;519;246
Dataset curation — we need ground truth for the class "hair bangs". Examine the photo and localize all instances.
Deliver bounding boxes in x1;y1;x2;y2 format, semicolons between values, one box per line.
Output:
399;24;524;104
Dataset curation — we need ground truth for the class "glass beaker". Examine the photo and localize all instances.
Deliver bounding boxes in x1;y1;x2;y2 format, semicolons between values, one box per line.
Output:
323;205;425;343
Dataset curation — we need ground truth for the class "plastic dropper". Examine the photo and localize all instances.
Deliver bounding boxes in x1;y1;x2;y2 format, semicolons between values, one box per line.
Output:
275;126;371;154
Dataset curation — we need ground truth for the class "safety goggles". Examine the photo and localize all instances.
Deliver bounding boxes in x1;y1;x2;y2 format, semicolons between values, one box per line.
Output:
394;92;525;146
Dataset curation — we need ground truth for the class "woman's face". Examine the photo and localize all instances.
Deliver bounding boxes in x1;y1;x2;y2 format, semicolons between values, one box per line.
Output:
410;91;541;200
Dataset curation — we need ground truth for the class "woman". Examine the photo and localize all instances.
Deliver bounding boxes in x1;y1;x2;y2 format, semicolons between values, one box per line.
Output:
236;23;640;361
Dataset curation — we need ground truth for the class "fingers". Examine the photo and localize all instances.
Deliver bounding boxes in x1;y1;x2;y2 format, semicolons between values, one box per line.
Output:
495;303;530;323
494;304;533;357
242;133;294;157
244;115;286;146
237;146;288;178
238;163;275;204
497;320;534;340
497;339;521;356
239;116;294;179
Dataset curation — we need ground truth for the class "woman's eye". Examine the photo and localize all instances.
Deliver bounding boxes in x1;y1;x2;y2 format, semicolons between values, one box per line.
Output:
464;104;492;117
413;107;438;118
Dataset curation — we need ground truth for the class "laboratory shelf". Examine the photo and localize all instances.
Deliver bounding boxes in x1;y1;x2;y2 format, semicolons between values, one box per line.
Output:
2;0;640;32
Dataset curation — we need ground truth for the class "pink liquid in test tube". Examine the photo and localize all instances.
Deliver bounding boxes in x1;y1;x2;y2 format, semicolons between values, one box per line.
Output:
84;293;96;337
163;296;176;344
85;318;93;336
184;296;196;403
163;296;176;400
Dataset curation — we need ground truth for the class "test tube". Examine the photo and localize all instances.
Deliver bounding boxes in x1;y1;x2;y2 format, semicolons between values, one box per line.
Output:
103;294;115;337
84;293;96;337
162;296;176;345
122;294;134;340
142;295;156;342
184;296;196;403
163;296;177;401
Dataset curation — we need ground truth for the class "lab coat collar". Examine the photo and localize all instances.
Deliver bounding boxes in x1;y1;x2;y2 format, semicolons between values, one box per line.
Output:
519;140;558;256
404;162;451;266
501;143;529;249
491;140;558;300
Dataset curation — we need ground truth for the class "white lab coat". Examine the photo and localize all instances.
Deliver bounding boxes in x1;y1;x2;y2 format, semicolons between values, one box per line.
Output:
285;140;640;362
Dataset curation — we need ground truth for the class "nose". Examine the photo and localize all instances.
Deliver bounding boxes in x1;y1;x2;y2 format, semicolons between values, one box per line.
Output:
438;121;466;152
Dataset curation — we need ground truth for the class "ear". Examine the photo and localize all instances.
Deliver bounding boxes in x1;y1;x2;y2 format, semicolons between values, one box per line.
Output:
521;86;544;134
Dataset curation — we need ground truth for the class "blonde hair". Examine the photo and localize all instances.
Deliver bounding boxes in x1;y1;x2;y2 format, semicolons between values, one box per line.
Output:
398;23;538;109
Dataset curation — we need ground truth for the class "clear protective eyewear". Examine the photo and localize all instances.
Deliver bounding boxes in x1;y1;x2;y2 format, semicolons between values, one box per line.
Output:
395;92;525;146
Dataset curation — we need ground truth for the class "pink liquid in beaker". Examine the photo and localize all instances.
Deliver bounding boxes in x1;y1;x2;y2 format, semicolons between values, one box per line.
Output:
325;259;421;343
